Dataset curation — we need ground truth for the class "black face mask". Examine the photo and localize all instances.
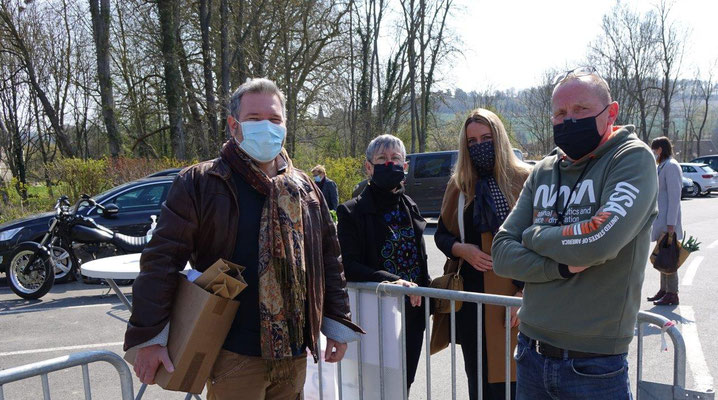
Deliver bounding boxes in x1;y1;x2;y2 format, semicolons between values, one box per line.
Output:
371;162;405;191
469;141;495;175
553;104;610;160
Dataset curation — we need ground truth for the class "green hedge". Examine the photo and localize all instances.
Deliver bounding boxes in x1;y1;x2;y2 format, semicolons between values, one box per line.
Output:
321;157;366;203
50;158;111;201
0;155;361;224
0;179;58;224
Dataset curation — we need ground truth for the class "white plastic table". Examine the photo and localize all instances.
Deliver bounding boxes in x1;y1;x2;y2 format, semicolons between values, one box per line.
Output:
81;253;191;310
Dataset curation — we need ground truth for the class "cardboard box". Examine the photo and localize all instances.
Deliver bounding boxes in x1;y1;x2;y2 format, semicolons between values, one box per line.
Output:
125;259;246;394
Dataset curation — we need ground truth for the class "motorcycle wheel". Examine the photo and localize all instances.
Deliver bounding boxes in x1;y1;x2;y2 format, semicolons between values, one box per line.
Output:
7;242;55;300
50;245;77;284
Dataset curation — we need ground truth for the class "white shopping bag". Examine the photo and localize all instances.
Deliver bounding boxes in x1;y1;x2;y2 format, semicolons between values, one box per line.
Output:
339;289;405;400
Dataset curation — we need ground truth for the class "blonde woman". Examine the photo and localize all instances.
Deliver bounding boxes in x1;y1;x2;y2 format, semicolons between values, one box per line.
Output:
434;108;531;400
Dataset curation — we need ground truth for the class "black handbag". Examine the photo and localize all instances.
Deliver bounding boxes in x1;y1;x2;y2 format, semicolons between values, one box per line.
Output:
650;232;685;274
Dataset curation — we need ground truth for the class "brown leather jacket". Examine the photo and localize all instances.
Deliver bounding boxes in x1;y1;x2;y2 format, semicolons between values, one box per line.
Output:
123;155;363;360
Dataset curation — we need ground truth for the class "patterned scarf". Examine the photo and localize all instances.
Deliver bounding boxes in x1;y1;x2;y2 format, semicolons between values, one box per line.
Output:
473;174;511;234
220;140;306;381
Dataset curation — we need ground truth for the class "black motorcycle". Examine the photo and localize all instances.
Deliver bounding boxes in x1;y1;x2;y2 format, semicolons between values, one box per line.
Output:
6;194;149;299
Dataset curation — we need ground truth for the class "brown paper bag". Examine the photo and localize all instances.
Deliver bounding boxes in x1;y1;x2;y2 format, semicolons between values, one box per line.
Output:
194;259;246;293
125;259;247;394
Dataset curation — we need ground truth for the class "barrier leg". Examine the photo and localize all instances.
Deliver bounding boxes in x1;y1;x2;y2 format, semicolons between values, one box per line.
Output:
450;300;456;400
425;295;431;400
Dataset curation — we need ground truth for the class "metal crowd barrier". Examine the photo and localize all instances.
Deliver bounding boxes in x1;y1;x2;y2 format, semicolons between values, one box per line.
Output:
2;286;713;400
0;350;134;400
636;311;714;399
345;281;521;400
338;281;715;400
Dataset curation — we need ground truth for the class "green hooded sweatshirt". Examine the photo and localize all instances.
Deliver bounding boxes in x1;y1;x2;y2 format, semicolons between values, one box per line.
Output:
493;126;658;355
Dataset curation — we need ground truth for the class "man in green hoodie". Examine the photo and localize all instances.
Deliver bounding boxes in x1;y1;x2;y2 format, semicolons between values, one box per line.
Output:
493;67;658;400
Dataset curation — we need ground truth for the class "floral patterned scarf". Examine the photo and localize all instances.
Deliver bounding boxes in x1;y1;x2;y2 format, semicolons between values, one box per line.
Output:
220;140;306;381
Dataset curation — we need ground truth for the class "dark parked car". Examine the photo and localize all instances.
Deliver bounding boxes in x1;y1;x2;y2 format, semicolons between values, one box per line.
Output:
145;167;182;178
691;155;718;173
352;149;526;217
0;175;175;277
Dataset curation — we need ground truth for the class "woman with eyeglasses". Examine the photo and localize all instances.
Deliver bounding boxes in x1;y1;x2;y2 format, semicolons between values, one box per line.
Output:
434;109;531;400
336;134;430;393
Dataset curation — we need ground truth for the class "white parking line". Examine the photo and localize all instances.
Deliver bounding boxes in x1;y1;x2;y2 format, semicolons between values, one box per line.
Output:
0;303;119;316
708;239;718;249
0;342;124;357
681;256;704;286
678;306;714;392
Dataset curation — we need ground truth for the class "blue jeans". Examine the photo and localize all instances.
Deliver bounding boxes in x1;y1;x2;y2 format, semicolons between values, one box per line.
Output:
515;333;632;400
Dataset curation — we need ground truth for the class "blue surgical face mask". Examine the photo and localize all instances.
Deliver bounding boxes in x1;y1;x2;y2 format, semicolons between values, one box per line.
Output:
314;175;322;183
237;120;286;163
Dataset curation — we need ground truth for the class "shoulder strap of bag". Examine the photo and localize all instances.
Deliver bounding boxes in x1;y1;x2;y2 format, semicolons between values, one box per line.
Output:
456;192;466;275
458;192;465;243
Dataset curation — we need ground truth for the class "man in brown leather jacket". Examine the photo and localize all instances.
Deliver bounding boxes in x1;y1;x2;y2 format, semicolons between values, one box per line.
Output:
124;78;363;400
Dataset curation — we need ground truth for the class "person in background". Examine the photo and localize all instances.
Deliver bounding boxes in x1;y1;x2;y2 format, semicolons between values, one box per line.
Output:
647;136;683;306
312;165;339;211
336;134;430;393
434;108;531;400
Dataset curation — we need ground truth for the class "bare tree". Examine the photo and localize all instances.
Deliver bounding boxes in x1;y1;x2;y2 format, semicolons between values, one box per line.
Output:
89;0;121;157
400;0;419;152
353;0;380;152
515;70;556;157
417;0;452;153
256;0;351;156
113;0;161;157
655;0;686;137
177;35;210;158
218;0;230;139
400;0;455;152
0;0;464;174
156;0;186;159
347;0;358;156
682;66;716;158
590;3;660;142
199;0;219;147
0;3;75;157
0;55;29;199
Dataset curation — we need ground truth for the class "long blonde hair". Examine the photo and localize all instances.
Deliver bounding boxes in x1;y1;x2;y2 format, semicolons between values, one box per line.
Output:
450;108;530;207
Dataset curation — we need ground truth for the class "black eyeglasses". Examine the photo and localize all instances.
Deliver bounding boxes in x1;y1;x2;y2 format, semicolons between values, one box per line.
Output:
552;66;599;87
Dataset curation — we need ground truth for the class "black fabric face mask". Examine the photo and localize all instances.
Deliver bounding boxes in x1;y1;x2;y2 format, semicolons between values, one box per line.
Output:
553;104;610;160
469;141;495;176
371;162;405;191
